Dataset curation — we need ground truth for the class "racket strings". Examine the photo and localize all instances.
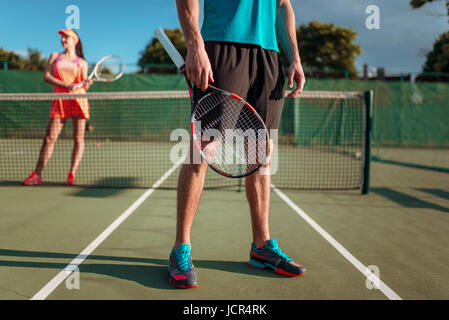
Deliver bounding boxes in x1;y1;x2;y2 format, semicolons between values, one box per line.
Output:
96;56;125;80
194;93;268;176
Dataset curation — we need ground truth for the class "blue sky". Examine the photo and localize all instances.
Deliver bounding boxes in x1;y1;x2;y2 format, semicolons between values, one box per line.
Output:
0;0;447;74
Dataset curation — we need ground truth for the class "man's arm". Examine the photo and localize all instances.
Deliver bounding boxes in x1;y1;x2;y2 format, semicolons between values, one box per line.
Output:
275;0;305;97
176;0;214;91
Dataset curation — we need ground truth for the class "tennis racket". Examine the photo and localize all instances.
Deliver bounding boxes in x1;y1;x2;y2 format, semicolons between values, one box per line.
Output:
73;54;125;90
154;27;269;178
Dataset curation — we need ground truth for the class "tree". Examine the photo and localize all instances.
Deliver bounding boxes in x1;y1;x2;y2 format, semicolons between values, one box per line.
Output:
139;24;362;78
0;48;46;71
410;0;449;21
0;48;25;70
138;28;187;73
410;0;449;75
283;21;362;78
24;48;46;71
423;31;449;73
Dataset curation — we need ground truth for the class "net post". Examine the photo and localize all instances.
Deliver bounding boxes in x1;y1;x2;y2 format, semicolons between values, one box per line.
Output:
362;90;373;194
293;97;301;146
237;177;243;192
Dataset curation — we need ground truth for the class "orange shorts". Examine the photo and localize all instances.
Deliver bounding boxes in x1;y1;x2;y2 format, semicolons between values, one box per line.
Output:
49;99;90;119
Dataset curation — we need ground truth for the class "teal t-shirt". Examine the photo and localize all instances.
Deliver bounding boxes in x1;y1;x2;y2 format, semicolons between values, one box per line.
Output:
201;0;279;52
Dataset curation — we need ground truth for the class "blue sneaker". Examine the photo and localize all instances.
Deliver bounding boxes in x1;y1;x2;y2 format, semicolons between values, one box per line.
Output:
168;244;198;288
248;239;306;276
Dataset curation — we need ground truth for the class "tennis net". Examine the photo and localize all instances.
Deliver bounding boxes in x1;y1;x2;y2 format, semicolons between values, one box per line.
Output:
0;90;371;192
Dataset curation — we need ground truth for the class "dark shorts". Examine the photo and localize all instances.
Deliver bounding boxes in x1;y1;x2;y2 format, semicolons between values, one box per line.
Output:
193;41;285;131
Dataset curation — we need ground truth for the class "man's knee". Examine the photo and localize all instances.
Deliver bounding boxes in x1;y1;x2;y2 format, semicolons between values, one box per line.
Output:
183;161;208;175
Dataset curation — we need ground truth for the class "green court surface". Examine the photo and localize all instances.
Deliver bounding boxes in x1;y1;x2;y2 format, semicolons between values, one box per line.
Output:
0;160;448;300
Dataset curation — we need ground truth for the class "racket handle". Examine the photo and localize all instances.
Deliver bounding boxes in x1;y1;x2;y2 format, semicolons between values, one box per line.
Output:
154;27;185;69
72;72;94;90
72;81;85;90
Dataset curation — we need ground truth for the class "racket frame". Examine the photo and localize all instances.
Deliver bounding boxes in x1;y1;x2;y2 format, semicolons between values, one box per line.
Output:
73;54;125;90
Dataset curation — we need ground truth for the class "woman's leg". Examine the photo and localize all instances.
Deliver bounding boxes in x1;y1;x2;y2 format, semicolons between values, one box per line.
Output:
69;117;86;175
34;118;66;175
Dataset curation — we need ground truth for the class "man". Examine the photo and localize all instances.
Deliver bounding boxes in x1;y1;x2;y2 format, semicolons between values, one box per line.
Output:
169;0;306;288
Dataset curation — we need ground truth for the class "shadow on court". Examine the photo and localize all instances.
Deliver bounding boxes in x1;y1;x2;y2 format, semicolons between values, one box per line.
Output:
71;187;129;198
0;248;284;291
416;188;449;201
371;157;449;174
0;178;137;198
372;187;449;214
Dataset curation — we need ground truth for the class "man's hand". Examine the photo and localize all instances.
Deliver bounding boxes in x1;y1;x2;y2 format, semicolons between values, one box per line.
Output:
275;0;305;97
185;45;214;91
287;60;305;97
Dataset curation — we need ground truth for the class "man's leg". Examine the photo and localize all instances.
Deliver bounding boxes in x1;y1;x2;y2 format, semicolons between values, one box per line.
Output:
174;160;208;248
169;144;207;288
246;161;306;277
245;163;271;249
244;47;306;276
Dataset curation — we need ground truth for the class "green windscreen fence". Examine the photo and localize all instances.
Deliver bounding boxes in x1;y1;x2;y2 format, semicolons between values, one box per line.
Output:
302;78;449;170
1;70;448;172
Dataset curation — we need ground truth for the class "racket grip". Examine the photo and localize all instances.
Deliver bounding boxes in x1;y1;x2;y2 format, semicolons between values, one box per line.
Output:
154;27;185;69
72;80;86;90
72;82;83;90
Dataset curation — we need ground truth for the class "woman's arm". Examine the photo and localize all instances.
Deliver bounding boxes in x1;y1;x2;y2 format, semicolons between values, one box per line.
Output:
275;0;305;97
43;52;75;90
80;59;93;91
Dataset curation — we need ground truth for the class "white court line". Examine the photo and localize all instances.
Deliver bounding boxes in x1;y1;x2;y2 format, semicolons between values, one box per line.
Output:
271;184;402;300
31;159;183;300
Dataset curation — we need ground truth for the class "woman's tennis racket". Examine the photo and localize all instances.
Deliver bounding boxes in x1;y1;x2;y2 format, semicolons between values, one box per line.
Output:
73;54;125;90
154;27;269;178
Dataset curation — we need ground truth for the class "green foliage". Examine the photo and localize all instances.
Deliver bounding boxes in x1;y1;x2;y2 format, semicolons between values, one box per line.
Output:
25;48;47;71
410;0;449;74
411;0;441;7
281;20;362;79
410;0;449;21
139;24;362;78
0;48;25;70
138;28;186;73
0;48;46;71
423;31;449;72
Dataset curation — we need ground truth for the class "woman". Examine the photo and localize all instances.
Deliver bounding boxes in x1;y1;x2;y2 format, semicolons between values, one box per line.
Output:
22;29;93;186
